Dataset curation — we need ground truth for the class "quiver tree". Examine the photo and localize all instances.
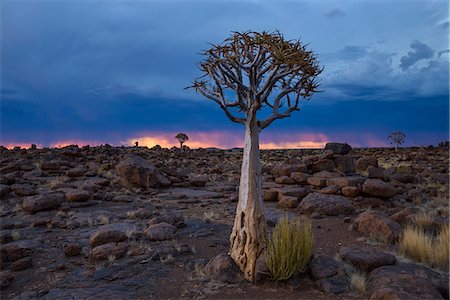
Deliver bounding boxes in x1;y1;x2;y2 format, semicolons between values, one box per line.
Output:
388;131;406;152
175;133;189;148
188;31;322;282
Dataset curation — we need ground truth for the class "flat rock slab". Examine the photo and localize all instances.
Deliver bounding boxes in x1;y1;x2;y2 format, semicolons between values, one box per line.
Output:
368;264;446;300
299;192;354;216
22;193;65;213
157;188;223;199
339;247;396;272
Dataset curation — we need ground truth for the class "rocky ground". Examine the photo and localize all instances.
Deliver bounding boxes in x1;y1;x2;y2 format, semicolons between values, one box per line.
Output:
0;143;448;299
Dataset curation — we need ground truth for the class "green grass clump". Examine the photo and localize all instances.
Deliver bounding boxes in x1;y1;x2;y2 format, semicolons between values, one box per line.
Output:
266;215;313;281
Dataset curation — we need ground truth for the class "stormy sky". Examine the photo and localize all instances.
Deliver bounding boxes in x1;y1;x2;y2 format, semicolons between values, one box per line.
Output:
1;0;449;148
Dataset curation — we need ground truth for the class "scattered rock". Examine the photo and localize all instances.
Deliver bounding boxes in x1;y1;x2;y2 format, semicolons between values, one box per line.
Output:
355;156;378;174
309;255;344;280
11;257;33;271
362;179;397;198
90;242;128;261
115;155;170;189
65;189;90;202
22;193;65;213
64;243;83;257
353;210;402;243
341;186;359;198
278;195;299;208
144;222;177;241
339;247;396;272
299;192;354;216
290;172;311;184
203;253;243;284
324;143;352;155
275;176;296;184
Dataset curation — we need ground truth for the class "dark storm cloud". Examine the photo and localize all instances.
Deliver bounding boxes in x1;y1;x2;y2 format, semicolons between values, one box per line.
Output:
1;0;448;147
400;40;434;70
325;8;346;18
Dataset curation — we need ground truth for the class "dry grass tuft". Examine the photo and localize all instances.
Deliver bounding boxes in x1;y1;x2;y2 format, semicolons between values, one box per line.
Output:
350;271;367;295
266;215;313;281
399;224;449;270
411;211;434;228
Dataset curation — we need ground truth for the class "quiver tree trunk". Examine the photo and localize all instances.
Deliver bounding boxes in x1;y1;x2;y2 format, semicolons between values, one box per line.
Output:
229;111;267;282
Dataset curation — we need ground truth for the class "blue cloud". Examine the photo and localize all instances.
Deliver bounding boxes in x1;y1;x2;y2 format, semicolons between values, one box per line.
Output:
400;40;434;70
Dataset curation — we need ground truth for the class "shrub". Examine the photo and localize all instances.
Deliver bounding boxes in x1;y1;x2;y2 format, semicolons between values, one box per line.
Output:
265;215;313;281
399;224;449;270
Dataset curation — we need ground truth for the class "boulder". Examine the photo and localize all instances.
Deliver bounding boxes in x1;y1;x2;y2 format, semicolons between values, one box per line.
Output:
0;184;11;197
90;242;128;261
299;193;354;216
341;186;359;198
64;243;83;257
335;176;366;188
339;247;396;272
272;164;308;177
309;255;344;280
263;189;278;202
275;176;296;185
11;257;33;271
89;225;129;248
315;275;348;294
278;195;299;208
65;189;90;202
203;253;243;284
307;177;327;187
22;193;65;213
319;185;340;195
353;210;402;243
367;264;447;300
290;172;311;184
361;166;385;179
144;222;177;241
115;155;170;189
272;187;309;201
324;143;352;154
355;157;378;175
334;156;356;174
1;240;34;262
11;184;37;196
312;159;336;173
362;179;397;198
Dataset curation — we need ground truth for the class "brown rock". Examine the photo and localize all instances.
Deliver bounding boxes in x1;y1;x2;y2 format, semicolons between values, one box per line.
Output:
341;186;359;197
203;253;243;284
309;255;344;280
355;156;378;174
307;177;327;187
90;242;128;261
312;159;336;173
362;166;385;179
290;172;311;184
339;247;395;272
115;155;170;189
368;264;446;300
390;207;418;224
334;156;356;174
65;189;90;202
319;185;340;195
144;222;177;241
278;195;299;208
41;160;60;170
353;210;402;243
67;167;86;177
299;192;354;216
64;243;83;257
263;189;278;202
89;225;128;247
273;187;309;201
22;193;65;213
1;240;34;262
315;275;348;294
11;257;32;271
11;184;37;196
275;176;295;184
324;143;352;154
362;179;397;198
272;164;308;177
335;176;366;188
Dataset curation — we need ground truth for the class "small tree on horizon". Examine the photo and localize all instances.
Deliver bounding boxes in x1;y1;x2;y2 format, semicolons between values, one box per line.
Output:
188;31;322;282
175;133;189;148
388;131;406;152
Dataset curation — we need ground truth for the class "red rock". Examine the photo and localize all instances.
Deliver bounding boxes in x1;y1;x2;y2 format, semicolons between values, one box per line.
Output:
341;186;359;197
90;242;128;261
299;192;354;216
362;179;397;198
144;222;177;241
307;177;327;187
275;176;295;184
203;253;243;284
353;210;401;243
290;172;311;184
278;195;299;208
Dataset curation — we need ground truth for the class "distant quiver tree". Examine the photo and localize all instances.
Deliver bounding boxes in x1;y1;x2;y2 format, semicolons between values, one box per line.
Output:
388;131;406;152
175;133;189;148
188;31;322;282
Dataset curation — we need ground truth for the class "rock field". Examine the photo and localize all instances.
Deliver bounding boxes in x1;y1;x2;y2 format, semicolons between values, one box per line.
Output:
0;143;448;299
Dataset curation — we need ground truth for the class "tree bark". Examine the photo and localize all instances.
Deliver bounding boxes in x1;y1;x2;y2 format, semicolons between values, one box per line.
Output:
229;110;267;282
